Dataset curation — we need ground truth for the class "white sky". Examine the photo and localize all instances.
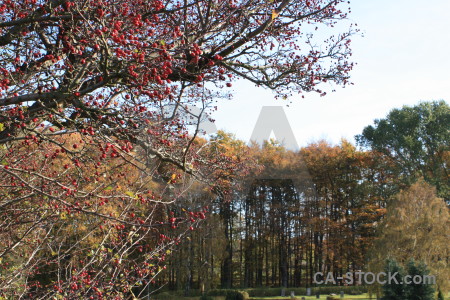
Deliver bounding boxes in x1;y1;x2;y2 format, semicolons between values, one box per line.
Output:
209;0;450;149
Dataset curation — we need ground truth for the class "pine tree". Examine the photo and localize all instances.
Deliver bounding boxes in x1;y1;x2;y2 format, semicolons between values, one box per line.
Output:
381;259;407;300
437;290;444;300
405;260;435;300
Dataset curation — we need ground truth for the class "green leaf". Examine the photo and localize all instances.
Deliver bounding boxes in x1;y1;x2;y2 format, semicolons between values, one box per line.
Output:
125;191;136;198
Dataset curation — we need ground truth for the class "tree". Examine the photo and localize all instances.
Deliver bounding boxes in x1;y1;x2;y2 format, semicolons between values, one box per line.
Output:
0;0;355;297
0;132;215;298
369;179;450;294
174;139;389;289
356;100;450;201
405;260;435;300
381;259;406;300
299;140;389;285
380;259;436;300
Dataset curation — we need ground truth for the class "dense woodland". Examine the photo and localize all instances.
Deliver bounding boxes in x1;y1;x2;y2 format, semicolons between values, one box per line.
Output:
159;101;449;293
163;139;389;290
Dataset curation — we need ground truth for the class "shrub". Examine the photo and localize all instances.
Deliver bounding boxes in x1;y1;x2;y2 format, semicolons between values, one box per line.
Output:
153;291;173;299
239;291;249;300
347;287;365;295
245;287;282;297
405;260;435;300
207;289;230;296
381;259;407;300
380;259;435;300
245;287;310;297
224;290;249;300
210;287;366;298
200;295;215;300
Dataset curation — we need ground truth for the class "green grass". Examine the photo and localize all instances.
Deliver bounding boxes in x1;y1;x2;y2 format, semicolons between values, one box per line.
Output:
248;293;450;300
152;290;450;300
250;294;372;300
250;293;450;300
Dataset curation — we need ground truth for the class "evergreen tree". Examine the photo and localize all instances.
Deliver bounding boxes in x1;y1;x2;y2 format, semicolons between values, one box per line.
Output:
405;260;435;300
381;259;407;300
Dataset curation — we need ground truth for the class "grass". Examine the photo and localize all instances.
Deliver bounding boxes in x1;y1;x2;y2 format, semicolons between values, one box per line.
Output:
250;294;372;300
152;291;450;300
247;293;450;300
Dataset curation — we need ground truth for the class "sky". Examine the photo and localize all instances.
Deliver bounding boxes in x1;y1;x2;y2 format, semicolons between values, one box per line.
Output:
207;0;450;149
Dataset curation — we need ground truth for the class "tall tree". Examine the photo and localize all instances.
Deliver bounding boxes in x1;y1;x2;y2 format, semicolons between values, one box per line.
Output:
356;100;450;201
300;140;388;284
369;179;450;293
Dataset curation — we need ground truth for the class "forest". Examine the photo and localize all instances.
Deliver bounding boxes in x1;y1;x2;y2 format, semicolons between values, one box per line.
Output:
158;101;449;295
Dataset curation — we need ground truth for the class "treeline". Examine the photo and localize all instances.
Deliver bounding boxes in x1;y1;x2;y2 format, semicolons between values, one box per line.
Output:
158;101;449;293
161;140;392;291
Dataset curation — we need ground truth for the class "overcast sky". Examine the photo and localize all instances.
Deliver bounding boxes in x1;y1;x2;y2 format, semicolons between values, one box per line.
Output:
208;0;450;149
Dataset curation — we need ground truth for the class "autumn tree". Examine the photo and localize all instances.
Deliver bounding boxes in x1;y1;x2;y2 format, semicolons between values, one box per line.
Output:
0;132;215;299
0;0;355;296
297;140;391;285
166;131;254;291
161;181;227;295
369;179;449;294
238;140;308;288
194;139;389;289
